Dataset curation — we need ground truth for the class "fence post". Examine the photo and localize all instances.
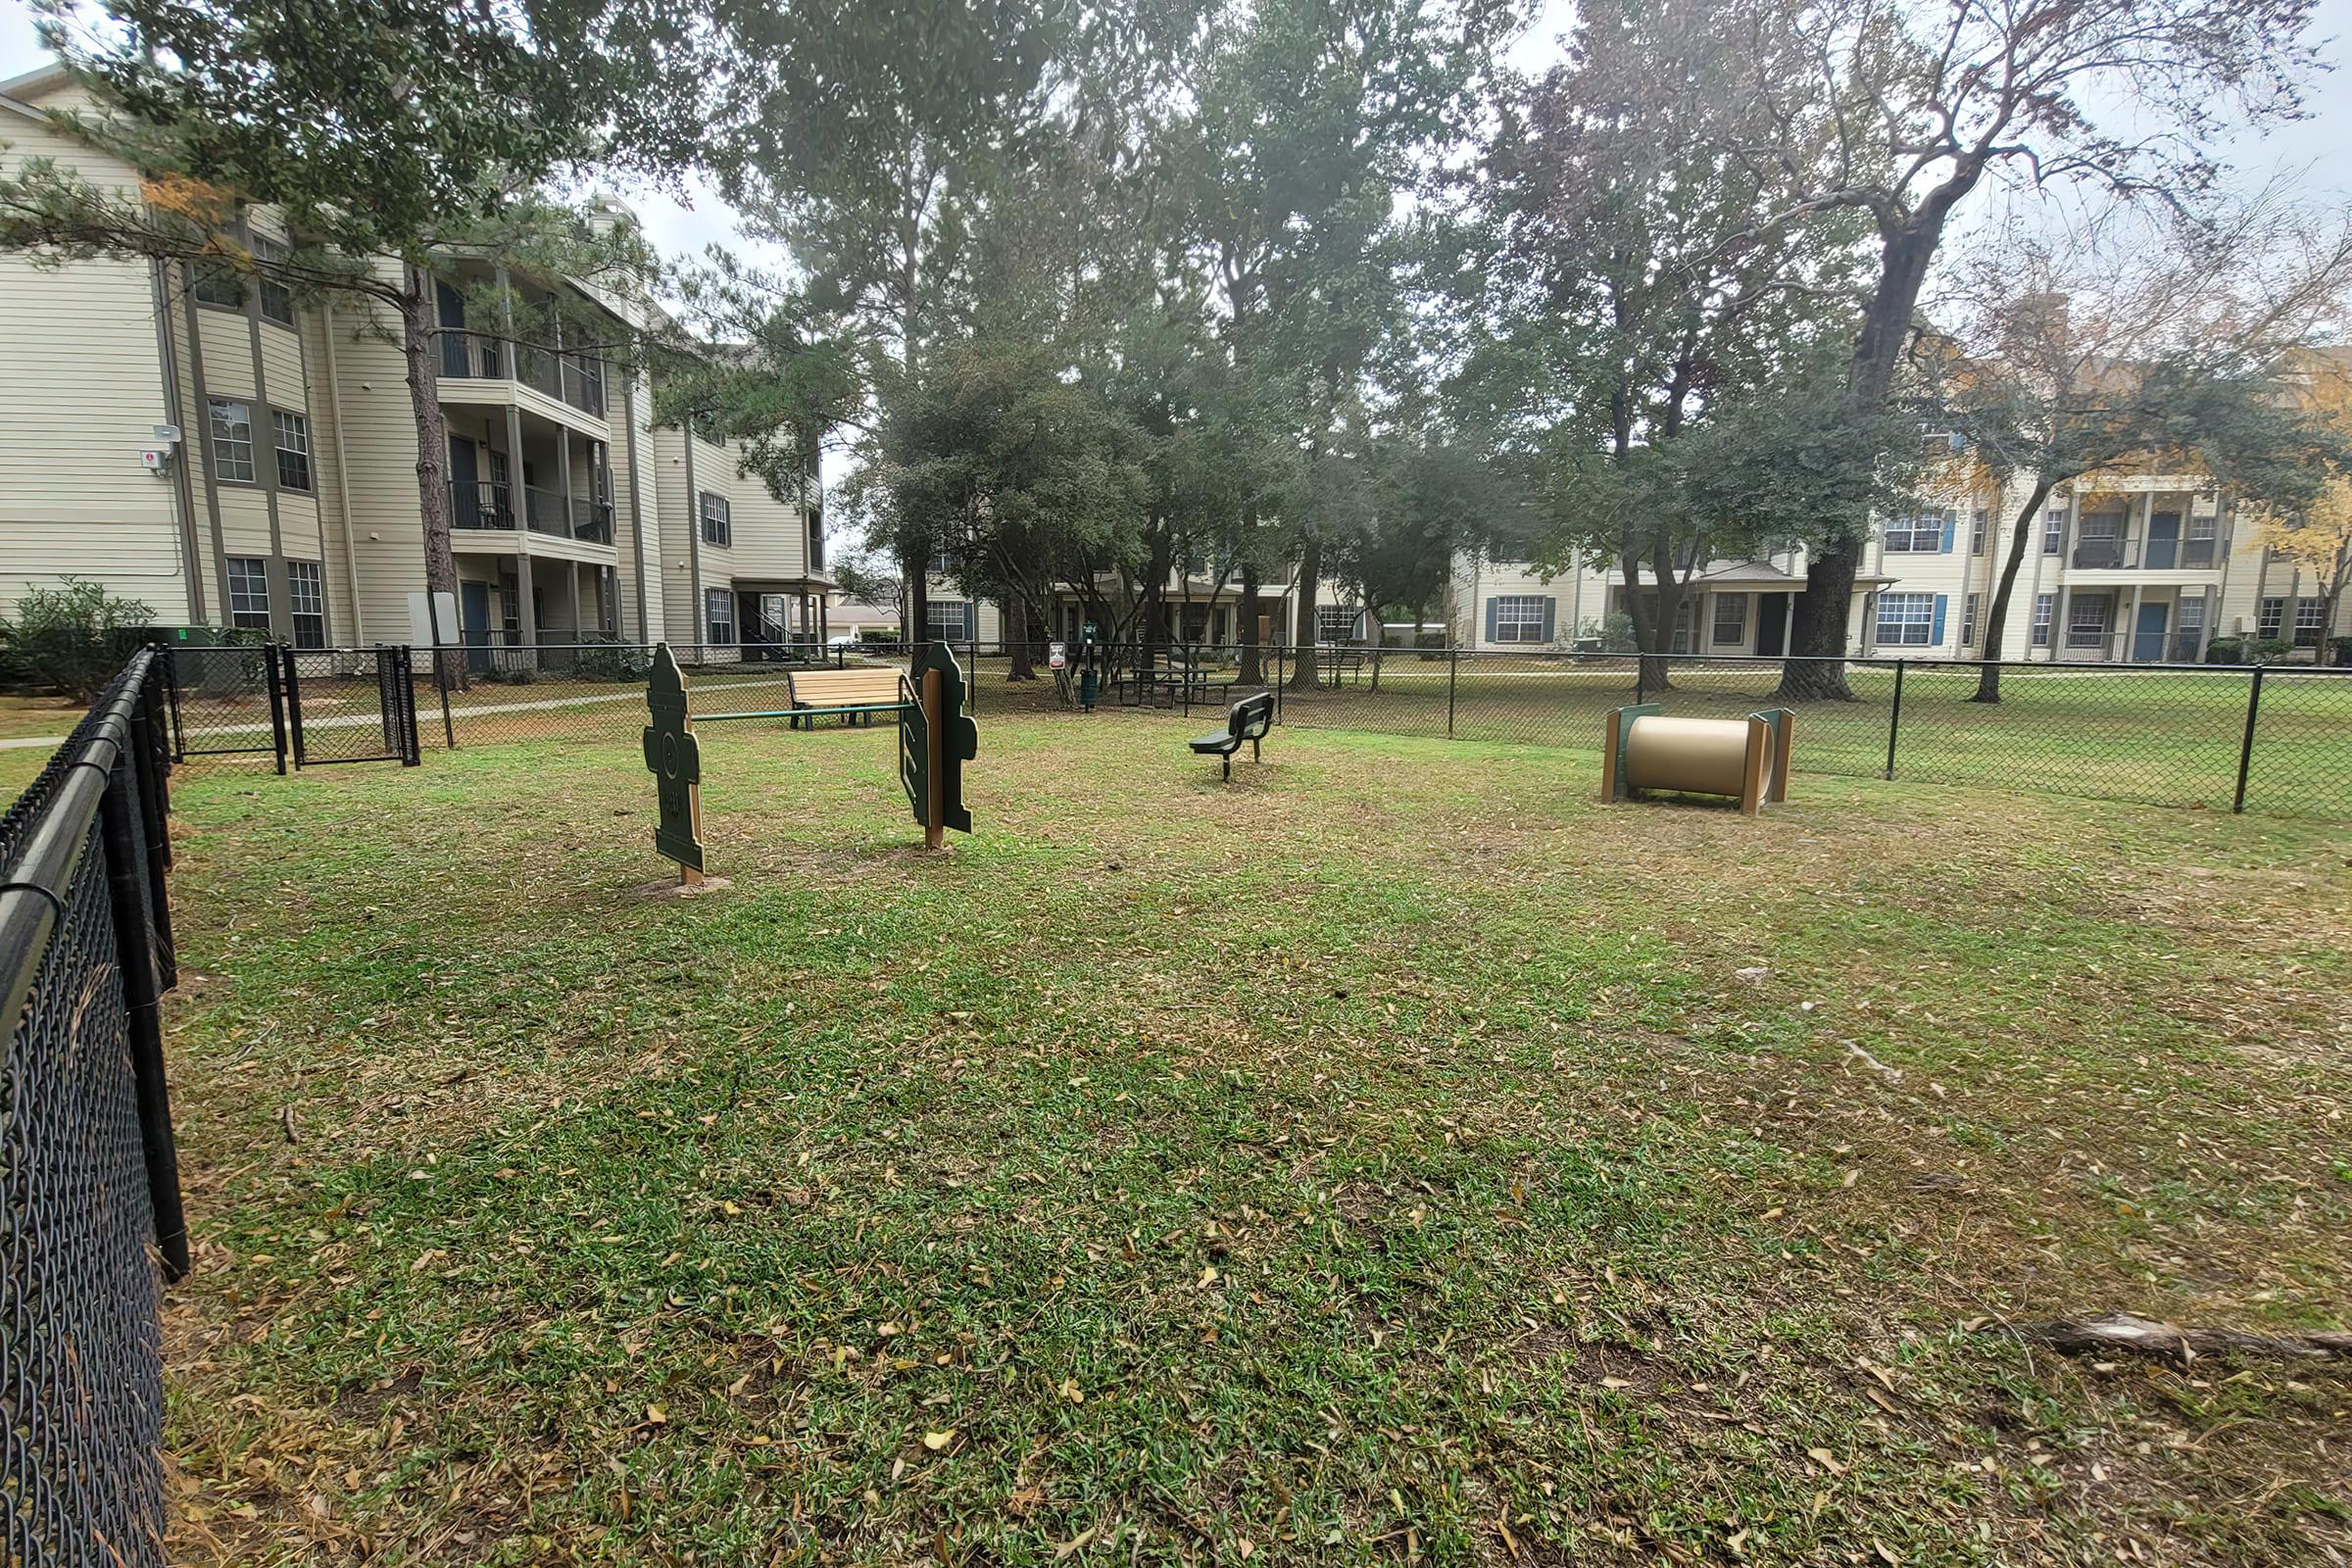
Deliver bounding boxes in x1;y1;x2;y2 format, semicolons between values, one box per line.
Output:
2232;663;2264;813
276;645;308;769
127;671;176;988
1885;660;1905;780
266;643;290;774
96;744;190;1281
1636;656;1645;707
1274;643;1285;724
1447;647;1459;739
432;639;457;751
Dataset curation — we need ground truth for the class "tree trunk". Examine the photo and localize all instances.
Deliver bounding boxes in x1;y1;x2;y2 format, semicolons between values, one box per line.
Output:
1007;585;1035;681
1238;562;1262;685
1288;540;1321;691
1970;477;2056;704
1141;521;1170;658
399;273;466;692
1783;214;1953;703
905;548;929;672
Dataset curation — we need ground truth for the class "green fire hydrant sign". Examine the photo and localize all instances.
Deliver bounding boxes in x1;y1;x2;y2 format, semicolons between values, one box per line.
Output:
642;644;705;875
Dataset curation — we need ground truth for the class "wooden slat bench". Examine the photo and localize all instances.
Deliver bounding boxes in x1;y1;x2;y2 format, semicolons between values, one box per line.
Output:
786;665;908;728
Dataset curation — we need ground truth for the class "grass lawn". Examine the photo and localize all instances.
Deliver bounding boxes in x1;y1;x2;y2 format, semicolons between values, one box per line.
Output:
156;710;2351;1565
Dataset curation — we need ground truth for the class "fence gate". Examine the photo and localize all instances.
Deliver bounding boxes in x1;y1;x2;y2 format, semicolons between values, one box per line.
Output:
162;642;284;771
278;645;422;769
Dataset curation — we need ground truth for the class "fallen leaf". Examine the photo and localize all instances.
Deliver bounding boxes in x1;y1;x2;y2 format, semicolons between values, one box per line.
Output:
922;1429;956;1451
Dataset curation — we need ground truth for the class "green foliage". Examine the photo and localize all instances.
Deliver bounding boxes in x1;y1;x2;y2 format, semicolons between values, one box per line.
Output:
0;578;154;701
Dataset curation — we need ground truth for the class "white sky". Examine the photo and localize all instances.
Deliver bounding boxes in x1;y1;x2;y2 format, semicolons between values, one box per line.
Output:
7;0;2348;287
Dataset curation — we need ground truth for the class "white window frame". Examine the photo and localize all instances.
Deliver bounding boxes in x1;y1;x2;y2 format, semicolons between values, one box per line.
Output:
1316;604;1361;644
1490;594;1546;645
1970;512;1987;556
2066;592;2113;651
1883;512;1946;553
1961;592;1981;646
251;233;295;326
271;409;312;492
225;557;271;631
2293;598;2324;647
2257;597;2285;639
2032;592;2055;648
2042;508;2066;555
699;491;731;548
210;398;256;483
1874;592;1935;647
705;586;736;645
286;560;326;648
925;600;974;643
1710;593;1746;647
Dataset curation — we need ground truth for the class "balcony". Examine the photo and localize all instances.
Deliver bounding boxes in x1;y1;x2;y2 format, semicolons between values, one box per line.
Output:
521;485;614;545
2073;537;2128;569
451;479;514;530
437;330;608;418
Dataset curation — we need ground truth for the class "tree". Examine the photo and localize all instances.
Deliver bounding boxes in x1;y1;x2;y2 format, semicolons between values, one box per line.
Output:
2247;351;2352;665
1475;0;1875;687
7;0;706;679
1928;210;2352;700
1733;0;2332;697
831;550;908;639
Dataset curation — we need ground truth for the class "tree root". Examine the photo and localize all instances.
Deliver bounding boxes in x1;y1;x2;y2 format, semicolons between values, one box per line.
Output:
1997;1312;2352;1364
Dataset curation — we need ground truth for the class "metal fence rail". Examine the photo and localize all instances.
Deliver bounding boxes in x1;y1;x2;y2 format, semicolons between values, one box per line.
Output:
0;649;187;1568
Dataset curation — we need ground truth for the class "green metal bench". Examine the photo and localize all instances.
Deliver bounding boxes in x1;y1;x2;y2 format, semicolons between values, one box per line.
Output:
1189;691;1273;780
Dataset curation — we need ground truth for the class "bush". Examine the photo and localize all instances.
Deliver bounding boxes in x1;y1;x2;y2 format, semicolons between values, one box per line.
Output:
0;579;156;701
2203;637;2245;664
2253;638;2294;661
572;638;652;684
2330;635;2352;668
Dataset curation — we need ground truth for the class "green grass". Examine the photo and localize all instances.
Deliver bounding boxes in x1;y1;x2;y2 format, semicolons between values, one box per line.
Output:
155;712;2352;1564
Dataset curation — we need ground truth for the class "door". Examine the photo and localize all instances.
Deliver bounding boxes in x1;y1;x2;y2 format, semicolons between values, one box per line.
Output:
449;436;480;528
436;279;471;378
2145;510;2180;569
461;581;492;674
2132;600;2170;662
1754;593;1788;657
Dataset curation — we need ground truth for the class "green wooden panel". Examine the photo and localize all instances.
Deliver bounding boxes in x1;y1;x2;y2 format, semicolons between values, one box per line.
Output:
641;643;704;871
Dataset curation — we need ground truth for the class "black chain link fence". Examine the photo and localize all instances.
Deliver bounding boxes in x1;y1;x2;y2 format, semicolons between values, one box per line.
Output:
139;637;2352;819
1;649;187;1568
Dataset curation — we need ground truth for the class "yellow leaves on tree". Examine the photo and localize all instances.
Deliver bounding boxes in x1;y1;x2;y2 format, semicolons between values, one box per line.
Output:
139;172;237;227
2250;349;2352;608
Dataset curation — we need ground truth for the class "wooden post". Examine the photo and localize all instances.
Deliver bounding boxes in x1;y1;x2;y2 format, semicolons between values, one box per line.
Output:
1740;714;1771;817
922;664;946;851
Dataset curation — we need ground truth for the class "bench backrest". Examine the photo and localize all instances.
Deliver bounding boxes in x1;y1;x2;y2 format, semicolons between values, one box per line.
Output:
1229;691;1274;740
788;666;907;709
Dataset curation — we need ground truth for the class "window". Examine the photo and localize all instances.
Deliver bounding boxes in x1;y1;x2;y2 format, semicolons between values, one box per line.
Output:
2293;598;2324;648
2075;511;2127;568
192;261;244;309
1316;604;1360;644
1874;592;1935;647
808;510;825;570
705;587;736;645
1884;511;1948;552
2042;506;2067;555
251;234;295;325
926;600;975;643
209;398;255;482
286;560;326;648
1710;593;1747;647
225;557;271;631
1489;594;1548;645
2032;592;2055;648
2182;509;2219;566
1970;511;1987;556
2066;592;2113;650
2257;597;2285;639
699;492;731;548
271;410;312;491
1961;592;1981;646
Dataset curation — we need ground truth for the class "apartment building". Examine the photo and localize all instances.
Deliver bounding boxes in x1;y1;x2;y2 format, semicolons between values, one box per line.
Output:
0;64;823;659
1448;473;2347;662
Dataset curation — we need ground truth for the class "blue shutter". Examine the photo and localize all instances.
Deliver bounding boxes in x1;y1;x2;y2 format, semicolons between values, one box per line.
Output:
1540;599;1557;643
1484;599;1498;643
1940;513;1957;553
1931;594;1948;646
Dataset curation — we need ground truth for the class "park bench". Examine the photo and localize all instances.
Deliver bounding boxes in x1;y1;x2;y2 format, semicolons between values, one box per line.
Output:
1316;645;1368;687
1119;648;1235;710
1189;691;1274;780
786;664;908;728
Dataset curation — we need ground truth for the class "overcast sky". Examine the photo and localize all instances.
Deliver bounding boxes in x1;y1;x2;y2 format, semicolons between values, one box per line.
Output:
7;0;2348;287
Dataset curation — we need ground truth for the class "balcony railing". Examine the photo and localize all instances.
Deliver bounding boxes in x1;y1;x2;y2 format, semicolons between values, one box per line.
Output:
514;485;616;546
570;497;614;544
449;479;514;529
2073;537;2128;569
439;330;608;418
2181;538;2217;568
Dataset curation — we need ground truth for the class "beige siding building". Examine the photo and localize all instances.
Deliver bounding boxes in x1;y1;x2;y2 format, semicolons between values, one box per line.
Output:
1;64;822;659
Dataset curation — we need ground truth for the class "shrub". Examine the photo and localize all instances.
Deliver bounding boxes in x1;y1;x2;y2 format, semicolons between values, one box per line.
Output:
2202;637;2245;664
2330;635;2352;668
572;638;652;684
0;579;156;701
2253;637;2294;661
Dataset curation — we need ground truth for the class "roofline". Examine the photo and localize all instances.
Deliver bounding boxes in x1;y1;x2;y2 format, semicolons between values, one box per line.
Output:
0;61;70;105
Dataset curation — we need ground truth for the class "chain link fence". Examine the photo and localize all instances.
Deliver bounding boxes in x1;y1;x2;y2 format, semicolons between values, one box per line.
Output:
1;649;187;1568
137;637;2352;819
